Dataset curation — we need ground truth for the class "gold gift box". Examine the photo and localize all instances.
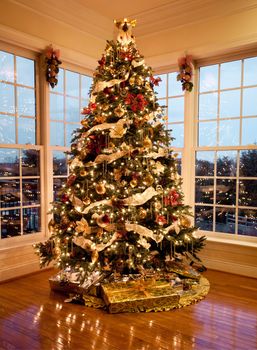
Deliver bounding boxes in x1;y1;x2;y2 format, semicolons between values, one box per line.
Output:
101;279;180;313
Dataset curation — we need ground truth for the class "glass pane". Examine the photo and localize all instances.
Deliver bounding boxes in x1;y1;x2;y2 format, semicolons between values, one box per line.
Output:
18;117;35;145
0;148;19;176
219;119;240;146
195;151;215;176
23;207;40;234
239;180;257;207
216;179;236;205
238;209;257;237
50;122;64;146
154;74;167;98
0;209;21;238
0;180;20;208
66;70;79;97
199;65;218;92
243;57;257;86
22;179;40;205
16;56;35;87
53;178;66;201
81;75;92;99
195;178;214;204
220;90;240;118
0;51;14;82
195;205;213;231
220;60;241;89
66;97;80;122
22;149;40;176
53;151;67;175
51;68;64;94
168;97;184;122
66;123;78;146
241;118;257;145
50;93;64;120
198;121;217;146
242;87;257;116
174;152;182;175
168;72;183;96
169;123;184;148
0;83;15;114
198;92;218;120
215;207;236;234
217;151;237;176
239;149;257;177
0;115;16;144
17;87;35;117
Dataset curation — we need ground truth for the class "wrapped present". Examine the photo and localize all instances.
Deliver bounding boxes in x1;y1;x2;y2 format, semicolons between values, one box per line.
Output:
166;261;200;280
101;278;180;313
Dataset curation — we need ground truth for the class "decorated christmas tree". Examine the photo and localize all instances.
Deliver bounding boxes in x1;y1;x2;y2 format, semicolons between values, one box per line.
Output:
35;19;207;312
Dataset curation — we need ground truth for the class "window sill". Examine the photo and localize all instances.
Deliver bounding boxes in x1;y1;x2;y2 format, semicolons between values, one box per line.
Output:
197;230;257;248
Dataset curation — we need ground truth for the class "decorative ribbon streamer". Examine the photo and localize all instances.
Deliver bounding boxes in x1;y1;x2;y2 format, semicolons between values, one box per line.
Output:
84;150;128;168
125;223;163;244
69;157;84;170
82;118;128;139
75;217;91;235
124;187;158;206
163;222;180;235
131;58;145;67
81;199;112;214
144;149;166;159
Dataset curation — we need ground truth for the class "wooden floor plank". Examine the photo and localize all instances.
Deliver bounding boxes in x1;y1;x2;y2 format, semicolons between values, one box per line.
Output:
0;269;257;350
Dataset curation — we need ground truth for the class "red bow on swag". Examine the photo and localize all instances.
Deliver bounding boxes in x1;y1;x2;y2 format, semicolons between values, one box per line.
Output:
125;93;148;112
81;103;97;115
164;189;181;206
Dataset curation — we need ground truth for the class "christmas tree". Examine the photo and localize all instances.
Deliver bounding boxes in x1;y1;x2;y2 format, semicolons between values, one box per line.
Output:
35;19;205;295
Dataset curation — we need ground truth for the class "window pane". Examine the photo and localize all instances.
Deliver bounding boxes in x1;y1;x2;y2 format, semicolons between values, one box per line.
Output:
168;72;182;96
50;122;64;146
216;179;236;205
0;115;16;144
195;151;215;176
215;207;236;234
169;123;184;148
51;68;64;94
238;209;257;237
195;178;214;204
198;121;217;146
17;87;35;117
66;71;79;97
242;87;257;116
220;60;241;89
22;179;40;205
0;51;14;82
198;93;218;120
16;57;35;87
219;90;240;118
199;65;218;92
81;75;92;99
219;119;240;146
217;151;237;177
0;180;20;208
239;149;257;177
18;117;35;145
23;207;40;234
195;205;213;231
22;149;40;176
154;74;167;98
0;148;19;176
0;209;21;238
0;83;15;114
66;123;78;146
53;151;67;176
241;118;257;145
243;57;257;86
53;178;66;201
239;180;257;207
174;152;182;175
50;93;64;120
168;97;184;122
66;97;80;122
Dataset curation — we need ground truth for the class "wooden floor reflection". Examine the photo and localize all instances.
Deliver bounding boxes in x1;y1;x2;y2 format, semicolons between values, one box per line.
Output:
0;269;257;350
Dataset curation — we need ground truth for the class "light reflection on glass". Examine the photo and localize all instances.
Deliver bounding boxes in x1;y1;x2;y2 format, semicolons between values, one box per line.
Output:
22;149;40;176
199;92;218;120
220;60;241;89
0;115;16;144
219;90;240;118
239;180;257;207
195;179;214;204
17;87;35;117
0;209;21;238
0;180;20;208
216;179;236;205
22;179;40;205
216;151;237;177
18;117;35;144
195;151;215;176
195;205;213;231
199;64;218;92
0;148;19;176
215;207;236;234
0;51;14;82
23;207;40;234
239;149;257;177
16;56;35;87
238;209;257;237
0;82;15;114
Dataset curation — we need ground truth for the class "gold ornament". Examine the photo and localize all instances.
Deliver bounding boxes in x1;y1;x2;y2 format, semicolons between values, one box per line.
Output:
179;216;191;228
145;81;152;90
102;104;109;111
114;105;126;118
136;76;144;85
129;76;136;85
139;208;147;219
143;136;152;149
83;197;91;206
154;201;162;210
130;179;138;188
81;119;89;127
95;182;106;194
121;180;127;187
143;173;154;186
80;169;88;177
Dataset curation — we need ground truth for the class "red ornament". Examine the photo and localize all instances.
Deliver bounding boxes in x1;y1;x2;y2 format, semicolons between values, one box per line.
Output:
125;93;148;112
164;189;181;206
98;56;106;67
101;214;110;224
155;215;167;226
150;76;161;86
67;174;76;186
81;102;97;115
61;194;69;203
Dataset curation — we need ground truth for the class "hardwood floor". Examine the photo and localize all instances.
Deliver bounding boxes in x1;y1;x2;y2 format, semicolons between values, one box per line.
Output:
0;269;257;350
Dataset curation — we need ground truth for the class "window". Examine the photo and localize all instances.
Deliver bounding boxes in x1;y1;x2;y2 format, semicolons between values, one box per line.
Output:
195;57;257;237
0;48;42;239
